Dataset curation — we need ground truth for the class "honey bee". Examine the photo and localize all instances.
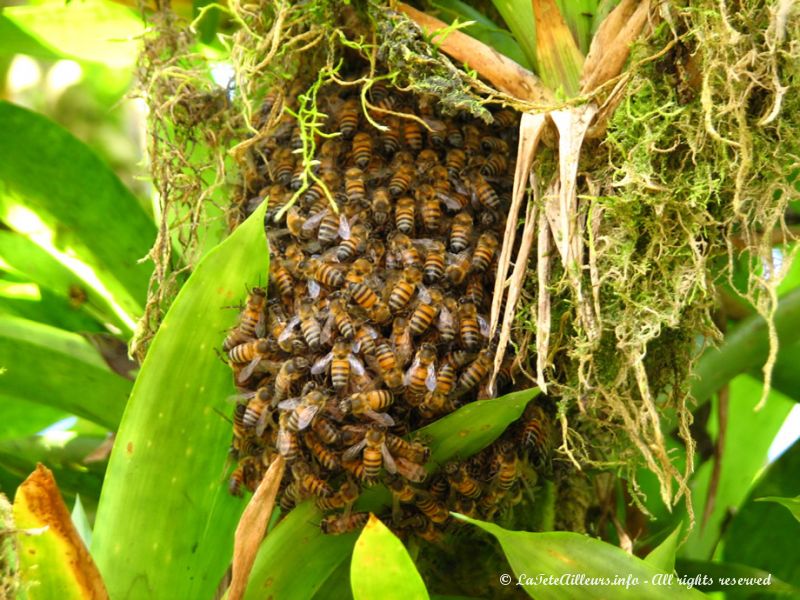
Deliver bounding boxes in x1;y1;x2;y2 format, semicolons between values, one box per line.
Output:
278;387;326;431
416;149;439;172
462;124;482;154
409;287;443;336
446;121;464;147
390;317;414;368
312;417;341;445
294;297;322;351
457;347;493;392
312;339;366;391
336;223;368;262
419;390;453;418
379;117;401;155
339;98;360;138
348;281;392;324
395;196;416;234
272;356;311;403
519;404;553;464
351;132;373;169
465;273;485;306
493;108;517;128
458;298;488;351
470;231;499;273
345;258;374;285
387;474;416;503
480;153;508;178
304;431;341;471
444;462;482;499
493;442;518;491
438;296;458;343
289;161;305;190
279;480;304;511
366;238;386;266
273;147;294;185
445;250;471;286
341;458;369;481
402;119;423;150
344;166;366;203
228;459;254;497
343;424;396;479
375;341;404;390
319;210;351;246
400;513;442;543
232;402;247;440
340;390;395;426
269;260;294;300
415;490;449;523
385;435;430;464
272;305;307;354
228;339;271;382
223;287;267;351
276;412;301;460
388;266;422;313
292;461;333;497
388;232;422;269
371;188;391;226
354;323;380;355
415;185;442;232
445;148;466;179
319;137;344;160
417;240;445;283
325;293;355;339
320;512;370;535
243;387;273;435
316;480;360;512
427;119;447;146
303;257;344;291
449;212;474;253
404;344;437;400
470;172;500;210
389;164;415;197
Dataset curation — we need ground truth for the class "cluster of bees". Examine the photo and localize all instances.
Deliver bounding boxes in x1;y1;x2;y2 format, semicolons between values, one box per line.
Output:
224;73;556;540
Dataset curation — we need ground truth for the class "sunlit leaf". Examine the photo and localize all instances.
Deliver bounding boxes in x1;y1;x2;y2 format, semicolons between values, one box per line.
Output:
71;494;92;548
13;464;108;599
676;559;800;596
454;515;705;599
91;202;269;599
0;102;156;335
0;315;130;429
644;524;680;573
312;559;353;600
351;515;429;600
1;0;143;68
756;495;800;523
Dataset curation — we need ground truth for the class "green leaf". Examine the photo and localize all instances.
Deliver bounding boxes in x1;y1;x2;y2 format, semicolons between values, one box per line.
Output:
555;0;595;54
454;515;705;599
91;202;269;600
244;502;357;600
490;0;540;72
0;315;130;429
417;389;539;465
0;395;67;440
0;231;129;333
431;0;532;69
1;0;143;68
644;525;681;573
676;559;800;596
351;514;429;600
0;101;157;335
723;440;800;596
531;0;584;95
71;495;92;548
312;558;354;600
756;495;800;523
0;282;106;334
765;340;800;402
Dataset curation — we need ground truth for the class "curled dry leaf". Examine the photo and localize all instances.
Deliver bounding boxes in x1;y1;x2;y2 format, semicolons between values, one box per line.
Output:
12;464;108;599
228;455;286;600
397;3;553;103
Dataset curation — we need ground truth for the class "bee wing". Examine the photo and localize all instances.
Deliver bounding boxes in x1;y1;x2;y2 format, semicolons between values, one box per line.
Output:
349;355;365;376
365;408;395;427
417;286;431;303
255;409;272;436
280;316;300;339
311;352;333;375
442;193;464;211
426;364;437;391
338;214;351;240
404;357;421;386
308;279;321;299
321;312;335;346
381;444;397;474
342;439;367;462
296;404;320;431
396;457;426;483
226;390;255;404
478;315;490;338
277;397;300;411
302;208;329;231
277;429;294;456
255;311;267;338
238;356;261;382
437;306;453;329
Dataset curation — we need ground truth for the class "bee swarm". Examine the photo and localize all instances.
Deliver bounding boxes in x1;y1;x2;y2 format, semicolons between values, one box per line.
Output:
224;72;553;540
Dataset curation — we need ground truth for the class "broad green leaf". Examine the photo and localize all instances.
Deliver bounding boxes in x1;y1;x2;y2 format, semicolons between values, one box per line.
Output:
454;515;705;599
491;0;539;72
92;202;269;600
767;340;800;402
0;395;66;440
756;495;800;523
0;102;156;335
0;16;61;60
0;283;107;334
313;559;354;600
676;559;800;596
0;231;129;333
71;495;92;548
1;0;142;68
351;515;429;600
682;376;794;559
644;525;681;573
0;316;130;429
431;0;532;68
13;465;108;599
723;440;800;596
417;389;539;465
243;502;357;600
555;0;595;54
532;0;584;95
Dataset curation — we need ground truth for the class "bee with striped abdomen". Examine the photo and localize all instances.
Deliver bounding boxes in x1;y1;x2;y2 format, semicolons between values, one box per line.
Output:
312;339;366;391
351;131;373;169
340;390;395;426
375;341;404;391
292;461;333;497
320;512;370;535
470;231;499;273
388;266;422;313
338;98;360;138
343;424;396;479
